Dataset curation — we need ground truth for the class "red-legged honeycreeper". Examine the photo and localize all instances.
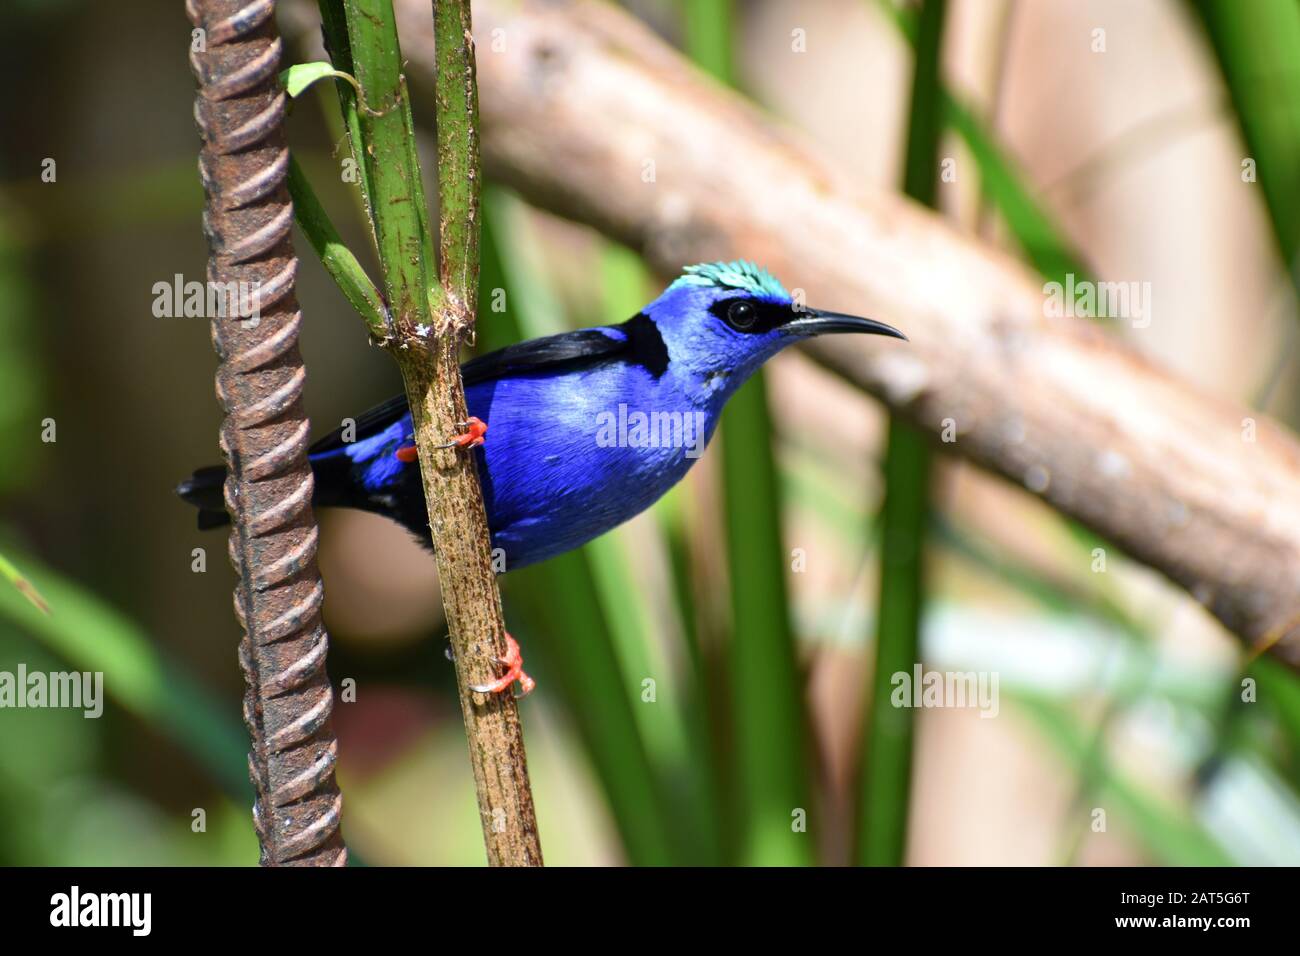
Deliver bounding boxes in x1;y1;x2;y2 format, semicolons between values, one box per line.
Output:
181;260;904;567
179;261;904;688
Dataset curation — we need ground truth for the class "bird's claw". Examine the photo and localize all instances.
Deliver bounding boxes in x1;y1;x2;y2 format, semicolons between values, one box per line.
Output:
395;416;487;461
470;633;535;698
436;416;487;450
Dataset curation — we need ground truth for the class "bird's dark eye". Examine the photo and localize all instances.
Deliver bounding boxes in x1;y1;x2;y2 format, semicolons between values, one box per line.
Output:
727;301;757;331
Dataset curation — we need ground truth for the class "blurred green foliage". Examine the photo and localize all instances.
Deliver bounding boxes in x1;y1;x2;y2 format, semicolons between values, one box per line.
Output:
1192;0;1300;293
0;0;1299;869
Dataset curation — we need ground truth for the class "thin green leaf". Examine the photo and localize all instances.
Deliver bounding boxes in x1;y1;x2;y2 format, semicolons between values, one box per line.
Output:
1190;0;1300;299
0;548;49;615
681;0;814;867
286;156;389;337
1015;692;1235;866
0;542;248;796
857;0;947;869
943;97;1090;283
878;0;1092;286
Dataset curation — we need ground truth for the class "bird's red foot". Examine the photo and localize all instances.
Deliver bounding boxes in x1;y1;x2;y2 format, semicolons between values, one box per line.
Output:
470;632;535;698
437;416;487;450
395;417;486;461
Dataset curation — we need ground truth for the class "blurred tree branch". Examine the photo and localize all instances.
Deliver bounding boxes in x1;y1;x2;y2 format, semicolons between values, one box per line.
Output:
390;0;1300;668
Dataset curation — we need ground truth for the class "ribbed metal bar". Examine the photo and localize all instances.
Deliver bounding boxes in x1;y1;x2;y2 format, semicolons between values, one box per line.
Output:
188;0;346;866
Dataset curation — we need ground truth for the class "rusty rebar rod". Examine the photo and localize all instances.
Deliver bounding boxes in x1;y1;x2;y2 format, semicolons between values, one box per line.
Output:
188;0;346;866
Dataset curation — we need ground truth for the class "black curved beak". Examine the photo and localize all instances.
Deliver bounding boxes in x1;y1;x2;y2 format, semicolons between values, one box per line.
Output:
783;308;907;340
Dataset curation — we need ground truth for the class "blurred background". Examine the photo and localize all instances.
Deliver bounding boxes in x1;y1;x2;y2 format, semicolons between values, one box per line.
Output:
2;0;1300;866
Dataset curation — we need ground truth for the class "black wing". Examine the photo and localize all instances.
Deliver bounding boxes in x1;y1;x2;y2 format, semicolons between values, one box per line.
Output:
460;325;646;385
308;318;664;455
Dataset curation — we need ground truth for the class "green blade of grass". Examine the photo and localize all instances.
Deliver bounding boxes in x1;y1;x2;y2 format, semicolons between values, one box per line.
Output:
858;422;930;865
1014;692;1234;866
877;0;1092;286
719;380;815;866
1190;0;1300;296
856;0;947;868
503;556;675;865
0;541;249;797
596;240;724;864
943;97;1089;283
682;0;814;867
652;482;729;862
0;549;49;615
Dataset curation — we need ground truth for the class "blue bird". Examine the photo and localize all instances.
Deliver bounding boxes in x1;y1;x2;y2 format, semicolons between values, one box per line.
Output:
179;260;904;692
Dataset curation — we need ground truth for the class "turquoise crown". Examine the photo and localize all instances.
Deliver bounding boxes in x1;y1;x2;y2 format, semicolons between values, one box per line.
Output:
670;260;790;301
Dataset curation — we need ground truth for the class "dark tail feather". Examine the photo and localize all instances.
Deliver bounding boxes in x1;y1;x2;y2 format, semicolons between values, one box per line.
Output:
176;465;230;530
178;457;351;529
180;393;400;530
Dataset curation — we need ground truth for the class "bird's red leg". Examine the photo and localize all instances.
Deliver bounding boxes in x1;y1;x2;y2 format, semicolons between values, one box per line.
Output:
470;632;536;698
395;416;486;461
436;416;488;450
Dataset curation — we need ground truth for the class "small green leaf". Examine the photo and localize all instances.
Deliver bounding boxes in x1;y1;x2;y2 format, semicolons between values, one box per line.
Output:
279;62;361;100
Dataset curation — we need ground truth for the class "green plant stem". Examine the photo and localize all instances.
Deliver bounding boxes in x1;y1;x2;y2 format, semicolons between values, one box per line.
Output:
316;0;375;244
433;0;480;305
322;0;541;867
334;0;432;331
857;0;947;868
285;156;388;336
